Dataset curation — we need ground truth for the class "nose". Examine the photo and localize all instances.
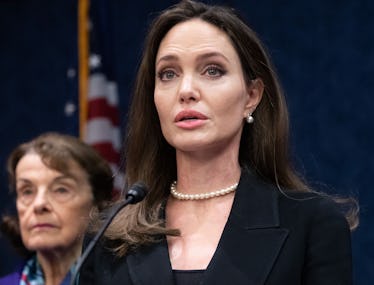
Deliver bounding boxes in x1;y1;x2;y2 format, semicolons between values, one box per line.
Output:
33;189;51;214
178;74;200;103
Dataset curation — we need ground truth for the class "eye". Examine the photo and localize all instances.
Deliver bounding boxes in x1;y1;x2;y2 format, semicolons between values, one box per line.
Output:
54;187;69;194
50;184;75;202
18;187;34;197
158;69;178;81
51;186;71;197
16;187;35;205
204;65;225;77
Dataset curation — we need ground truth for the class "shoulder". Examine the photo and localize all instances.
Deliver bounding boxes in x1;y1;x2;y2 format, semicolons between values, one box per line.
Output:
237;170;350;233
277;191;353;283
0;270;21;285
240;169;349;227
82;237;121;269
79;238;131;284
279;190;345;217
277;190;350;236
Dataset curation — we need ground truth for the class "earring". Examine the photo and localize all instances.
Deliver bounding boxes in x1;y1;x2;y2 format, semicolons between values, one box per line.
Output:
246;113;254;124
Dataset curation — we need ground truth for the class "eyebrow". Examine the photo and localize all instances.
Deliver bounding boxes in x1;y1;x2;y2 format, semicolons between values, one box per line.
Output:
16;174;76;186
156;51;230;66
15;178;32;185
54;175;77;183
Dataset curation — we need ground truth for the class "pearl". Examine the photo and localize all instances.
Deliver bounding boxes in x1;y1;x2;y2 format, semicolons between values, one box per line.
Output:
170;181;238;200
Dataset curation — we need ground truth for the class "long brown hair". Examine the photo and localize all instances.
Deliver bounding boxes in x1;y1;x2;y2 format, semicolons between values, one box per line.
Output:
102;0;358;256
0;132;113;257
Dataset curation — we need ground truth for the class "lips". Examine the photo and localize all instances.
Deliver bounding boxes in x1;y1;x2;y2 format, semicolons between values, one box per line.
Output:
31;223;56;230
174;110;207;122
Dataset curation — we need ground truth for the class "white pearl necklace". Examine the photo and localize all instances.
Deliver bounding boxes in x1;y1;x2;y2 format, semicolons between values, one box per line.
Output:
170;181;238;200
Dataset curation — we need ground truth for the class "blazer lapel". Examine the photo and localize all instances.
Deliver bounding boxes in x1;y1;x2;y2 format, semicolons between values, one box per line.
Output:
127;238;174;285
204;170;289;285
126;170;288;285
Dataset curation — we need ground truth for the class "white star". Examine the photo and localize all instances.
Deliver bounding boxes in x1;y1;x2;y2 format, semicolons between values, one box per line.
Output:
89;54;102;68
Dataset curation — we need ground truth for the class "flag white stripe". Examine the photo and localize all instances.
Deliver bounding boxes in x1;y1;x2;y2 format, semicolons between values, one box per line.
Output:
85;118;121;151
88;74;119;106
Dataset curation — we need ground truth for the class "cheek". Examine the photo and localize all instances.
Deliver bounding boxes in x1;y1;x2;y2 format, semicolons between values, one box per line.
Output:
16;204;28;232
154;94;172;126
154;93;165;114
64;214;88;234
211;97;248;136
17;211;33;247
214;94;245;120
62;201;93;228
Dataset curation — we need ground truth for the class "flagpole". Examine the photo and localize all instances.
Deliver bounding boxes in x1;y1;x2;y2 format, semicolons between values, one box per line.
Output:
78;0;89;139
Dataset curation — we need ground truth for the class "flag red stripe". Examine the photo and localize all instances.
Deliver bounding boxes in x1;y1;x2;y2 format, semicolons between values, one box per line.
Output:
91;142;120;164
87;98;120;125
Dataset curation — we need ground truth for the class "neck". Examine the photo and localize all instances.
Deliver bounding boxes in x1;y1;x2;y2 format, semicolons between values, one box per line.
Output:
175;149;241;195
36;244;81;285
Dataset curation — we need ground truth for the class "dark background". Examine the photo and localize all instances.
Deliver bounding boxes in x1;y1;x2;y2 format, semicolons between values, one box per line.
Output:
0;1;372;284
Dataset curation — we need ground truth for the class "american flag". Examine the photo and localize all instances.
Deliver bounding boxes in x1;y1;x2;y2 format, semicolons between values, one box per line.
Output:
78;0;124;196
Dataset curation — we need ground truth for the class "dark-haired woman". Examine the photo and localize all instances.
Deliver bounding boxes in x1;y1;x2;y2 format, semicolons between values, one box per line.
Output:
79;1;358;284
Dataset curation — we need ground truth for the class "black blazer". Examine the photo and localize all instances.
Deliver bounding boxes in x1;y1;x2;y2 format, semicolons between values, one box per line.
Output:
79;170;352;285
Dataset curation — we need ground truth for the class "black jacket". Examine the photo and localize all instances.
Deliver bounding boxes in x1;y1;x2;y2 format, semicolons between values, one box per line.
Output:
79;170;352;285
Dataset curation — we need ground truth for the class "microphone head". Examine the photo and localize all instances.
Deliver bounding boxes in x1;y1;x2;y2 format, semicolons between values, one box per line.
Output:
125;182;148;204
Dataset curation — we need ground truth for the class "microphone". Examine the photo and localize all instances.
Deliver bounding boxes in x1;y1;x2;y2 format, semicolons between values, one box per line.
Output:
69;182;148;285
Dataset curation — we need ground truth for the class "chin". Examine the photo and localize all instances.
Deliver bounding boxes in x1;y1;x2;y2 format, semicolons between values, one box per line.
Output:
26;238;67;252
27;243;60;252
174;140;208;150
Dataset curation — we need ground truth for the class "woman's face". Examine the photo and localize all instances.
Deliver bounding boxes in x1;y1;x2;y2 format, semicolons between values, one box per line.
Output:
154;19;262;154
15;153;94;254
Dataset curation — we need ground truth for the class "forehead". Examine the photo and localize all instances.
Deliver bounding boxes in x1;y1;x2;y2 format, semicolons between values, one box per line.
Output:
157;18;237;61
15;153;87;182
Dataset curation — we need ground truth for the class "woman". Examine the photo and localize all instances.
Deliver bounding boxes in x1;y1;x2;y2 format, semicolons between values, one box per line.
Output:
0;132;113;285
79;1;358;284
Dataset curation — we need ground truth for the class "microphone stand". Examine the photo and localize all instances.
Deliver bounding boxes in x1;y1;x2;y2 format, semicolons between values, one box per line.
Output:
70;182;147;285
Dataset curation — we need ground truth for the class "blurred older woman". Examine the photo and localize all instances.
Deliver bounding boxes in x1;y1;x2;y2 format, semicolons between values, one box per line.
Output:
0;132;113;285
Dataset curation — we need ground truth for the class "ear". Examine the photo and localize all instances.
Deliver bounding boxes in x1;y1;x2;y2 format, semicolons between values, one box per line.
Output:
243;78;264;118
